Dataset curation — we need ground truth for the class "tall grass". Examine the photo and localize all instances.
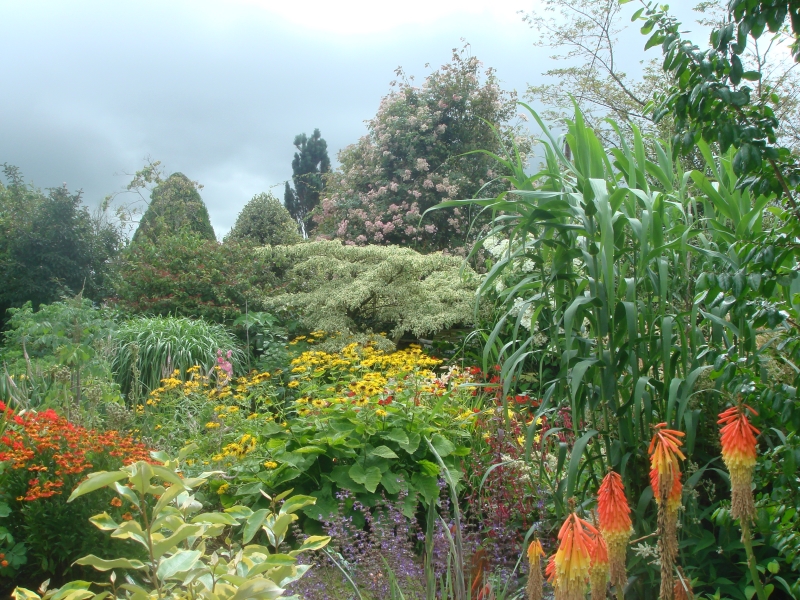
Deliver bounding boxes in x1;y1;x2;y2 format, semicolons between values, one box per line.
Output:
111;316;245;401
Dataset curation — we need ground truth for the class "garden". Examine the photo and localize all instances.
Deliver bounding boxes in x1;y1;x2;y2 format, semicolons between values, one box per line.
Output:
1;2;800;599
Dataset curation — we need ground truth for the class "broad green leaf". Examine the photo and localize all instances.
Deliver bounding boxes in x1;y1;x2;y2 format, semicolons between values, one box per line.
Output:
383;429;409;445
349;464;382;493
73;555;146;571
230;578;284;600
190;512;239;525
68;471;128;502
280;495;317;515
152;523;203;558
88;512;119;531
371;445;399;459
566;430;598;499
430;434;455;458
296;535;330;552
243;509;268;544
156;549;201;580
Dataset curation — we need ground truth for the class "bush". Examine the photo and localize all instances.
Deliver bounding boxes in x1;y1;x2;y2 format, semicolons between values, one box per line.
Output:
111;316;245;402
225;192;302;246
113;230;275;323
262;241;478;350
134;337;484;524
0;405;151;584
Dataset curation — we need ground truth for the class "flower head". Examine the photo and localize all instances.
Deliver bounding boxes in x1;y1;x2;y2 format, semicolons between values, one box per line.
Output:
526;539;544;600
648;423;685;504
589;533;609;600
549;513;597;600
718;404;760;521
597;471;631;590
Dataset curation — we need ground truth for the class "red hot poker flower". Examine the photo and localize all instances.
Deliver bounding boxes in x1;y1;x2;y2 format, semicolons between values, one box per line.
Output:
597;471;631;591
718;404;760;521
550;513;598;600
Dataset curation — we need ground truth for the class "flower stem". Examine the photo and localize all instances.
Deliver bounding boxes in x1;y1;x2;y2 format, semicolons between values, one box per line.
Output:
740;519;767;600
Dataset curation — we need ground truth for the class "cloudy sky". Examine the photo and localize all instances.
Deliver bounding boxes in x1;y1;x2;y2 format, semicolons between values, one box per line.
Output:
0;0;697;237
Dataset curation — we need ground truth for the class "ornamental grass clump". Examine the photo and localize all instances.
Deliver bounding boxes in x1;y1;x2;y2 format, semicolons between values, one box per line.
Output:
648;424;685;600
597;470;631;595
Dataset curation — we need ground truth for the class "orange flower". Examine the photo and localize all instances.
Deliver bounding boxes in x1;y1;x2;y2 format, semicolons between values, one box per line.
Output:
648;423;685;501
718;404;760;521
110;497;123;507
550;513;597;600
649;423;685;600
597;471;631;591
121;512;133;521
589;533;609;600
526;539;544;600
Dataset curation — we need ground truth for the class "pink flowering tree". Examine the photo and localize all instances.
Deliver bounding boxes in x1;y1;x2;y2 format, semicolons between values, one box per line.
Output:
313;47;532;254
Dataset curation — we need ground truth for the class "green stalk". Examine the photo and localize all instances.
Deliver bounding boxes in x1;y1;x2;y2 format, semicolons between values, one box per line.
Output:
740;520;768;600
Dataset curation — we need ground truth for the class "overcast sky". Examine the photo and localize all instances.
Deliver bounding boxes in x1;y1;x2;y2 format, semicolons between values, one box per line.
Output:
0;0;701;237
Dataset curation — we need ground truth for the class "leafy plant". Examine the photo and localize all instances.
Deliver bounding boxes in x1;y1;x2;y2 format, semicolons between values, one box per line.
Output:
111;316;245;401
12;448;329;600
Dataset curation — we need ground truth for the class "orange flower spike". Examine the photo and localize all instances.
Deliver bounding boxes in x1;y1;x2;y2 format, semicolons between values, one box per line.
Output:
718;404;760;521
589;534;609;600
526;539;545;600
597;471;631;591
552;513;596;600
648;423;686;499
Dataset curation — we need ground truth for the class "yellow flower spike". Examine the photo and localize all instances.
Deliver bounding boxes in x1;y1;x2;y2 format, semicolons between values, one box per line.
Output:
526;539;545;600
547;513;597;600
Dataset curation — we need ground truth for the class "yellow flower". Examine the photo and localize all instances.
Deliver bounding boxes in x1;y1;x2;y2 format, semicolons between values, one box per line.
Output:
263;461;278;469
517;435;526;446
205;422;220;429
376;409;388;417
287;380;300;389
217;483;230;495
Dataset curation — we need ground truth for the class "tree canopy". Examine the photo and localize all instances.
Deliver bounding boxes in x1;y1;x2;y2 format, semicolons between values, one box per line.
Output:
284;129;330;237
314;48;531;254
0;165;121;322
132;172;216;243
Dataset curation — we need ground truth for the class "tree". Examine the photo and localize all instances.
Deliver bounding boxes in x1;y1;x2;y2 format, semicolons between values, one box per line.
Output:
0;165;121;322
314;47;532;254
132;172;215;244
225;192;302;246
260;240;478;350
114;230;275;323
523;0;800;154
284;129;330;237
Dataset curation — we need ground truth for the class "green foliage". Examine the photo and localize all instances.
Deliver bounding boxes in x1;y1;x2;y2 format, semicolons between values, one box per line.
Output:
284;129;330;237
131;341;481;526
315;47;531;253
0;409;151;584
0;298;122;418
12;451;328;599
131;172;215;243
261;241;478;350
113;230;275;323
111;316;245;401
0;165;121;325
225;192;302;246
641;0;800;201
437;103;796;597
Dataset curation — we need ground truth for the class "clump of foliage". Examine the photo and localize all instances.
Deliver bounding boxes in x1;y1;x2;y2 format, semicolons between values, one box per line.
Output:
314;47;532;253
0;404;152;583
284;129;331;237
111;315;245;401
262;241;478;350
113;230;275;323
225;192;302;246
0;166;121;326
134;337;482;524
0;297;122;422
12;450;329;600
131;172;215;243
